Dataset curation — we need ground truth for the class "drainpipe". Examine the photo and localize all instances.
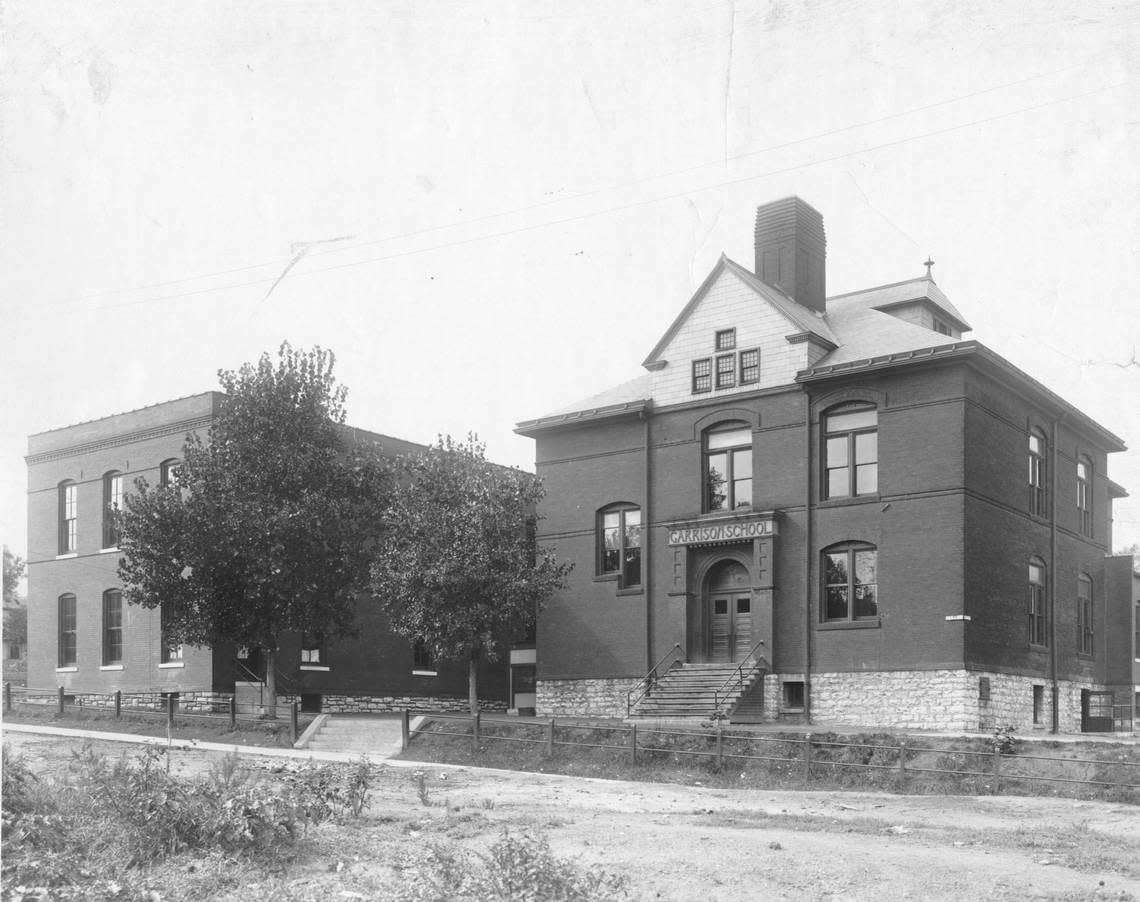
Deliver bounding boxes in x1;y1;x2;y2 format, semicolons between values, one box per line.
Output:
804;391;814;725
1050;416;1061;734
643;411;653;673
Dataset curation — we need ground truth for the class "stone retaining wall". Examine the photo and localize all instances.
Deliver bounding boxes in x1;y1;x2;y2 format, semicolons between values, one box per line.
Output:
536;678;640;718
280;693;507;714
68;690;232;714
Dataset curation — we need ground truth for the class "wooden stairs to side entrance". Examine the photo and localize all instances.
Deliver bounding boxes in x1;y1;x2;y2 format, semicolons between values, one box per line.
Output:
629;661;767;722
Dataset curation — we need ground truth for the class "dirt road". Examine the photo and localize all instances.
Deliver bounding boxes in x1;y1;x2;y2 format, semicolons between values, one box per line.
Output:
4;730;1138;901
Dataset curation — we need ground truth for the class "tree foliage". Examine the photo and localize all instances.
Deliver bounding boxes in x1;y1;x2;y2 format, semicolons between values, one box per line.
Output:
3;545;25;606
369;435;569;713
117;343;390;710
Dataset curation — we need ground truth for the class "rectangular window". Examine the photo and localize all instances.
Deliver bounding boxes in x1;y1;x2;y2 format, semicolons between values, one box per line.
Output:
600;506;641;587
691;358;712;393
823;405;878;499
1028;432;1047;516
715;328;736;351
1032;685;1044;724
1076;459;1092;537
715;354;736;389
1077;577;1093;656
739;348;760;384
59;483;77;554
300;639;322;665
58;594;77;667
102;473;123;549
102;590;123;665
1029;561;1047;647
160;600;183;663
823;545;877;621
782;681;805;709
933;318;952;336
413;639;434;671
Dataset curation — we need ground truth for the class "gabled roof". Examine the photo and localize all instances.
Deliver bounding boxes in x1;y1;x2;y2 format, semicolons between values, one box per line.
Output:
640;254;835;368
515;374;652;436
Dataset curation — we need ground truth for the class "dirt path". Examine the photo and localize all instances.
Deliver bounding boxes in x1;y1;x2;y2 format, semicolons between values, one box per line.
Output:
5;730;1138;901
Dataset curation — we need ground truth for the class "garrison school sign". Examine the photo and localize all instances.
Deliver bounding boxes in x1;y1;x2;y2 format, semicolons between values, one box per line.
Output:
667;517;776;547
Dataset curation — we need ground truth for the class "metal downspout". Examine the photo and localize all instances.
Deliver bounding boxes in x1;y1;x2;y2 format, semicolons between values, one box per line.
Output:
1050;417;1060;734
644;412;653;673
804;391;813;725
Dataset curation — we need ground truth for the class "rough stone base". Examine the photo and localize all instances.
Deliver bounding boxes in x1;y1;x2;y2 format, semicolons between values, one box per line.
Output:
279;693;507;714
536;678;640;718
69;690;232;714
810;670;1116;733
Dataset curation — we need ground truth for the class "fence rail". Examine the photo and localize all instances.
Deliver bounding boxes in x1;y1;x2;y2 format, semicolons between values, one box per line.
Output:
4;683;305;745
404;710;1140;800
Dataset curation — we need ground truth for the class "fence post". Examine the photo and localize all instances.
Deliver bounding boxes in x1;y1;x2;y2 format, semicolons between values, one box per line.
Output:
898;739;907;785
4;682;11;713
229;695;237;729
58;686;64;715
545;717;555;758
630;723;638;764
472;711;481;754
114;689;122;719
290;702;299;745
992;745;1002;794
716;720;724;767
802;732;812;779
166;694;174;730
401;708;410;751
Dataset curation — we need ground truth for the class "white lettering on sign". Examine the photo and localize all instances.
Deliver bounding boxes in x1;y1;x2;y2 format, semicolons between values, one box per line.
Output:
667;519;774;546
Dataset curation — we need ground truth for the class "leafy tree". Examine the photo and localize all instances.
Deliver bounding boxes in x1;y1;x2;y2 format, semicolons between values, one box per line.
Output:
3;545;25;606
370;435;569;714
117;343;390;716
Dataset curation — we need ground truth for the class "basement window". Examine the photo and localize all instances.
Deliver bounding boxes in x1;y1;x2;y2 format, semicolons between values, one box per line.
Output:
782;681;805;710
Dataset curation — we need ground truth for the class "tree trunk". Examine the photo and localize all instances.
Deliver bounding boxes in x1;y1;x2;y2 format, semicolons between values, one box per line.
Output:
468;654;479;716
264;646;278;720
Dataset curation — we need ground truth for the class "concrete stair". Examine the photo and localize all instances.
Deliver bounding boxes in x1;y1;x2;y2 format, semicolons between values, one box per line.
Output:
299;714;405;757
630;662;766;720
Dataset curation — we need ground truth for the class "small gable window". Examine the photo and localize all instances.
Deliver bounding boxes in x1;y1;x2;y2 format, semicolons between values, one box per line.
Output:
715;328;736;351
715;354;736;389
740;349;760;385
692;358;712;394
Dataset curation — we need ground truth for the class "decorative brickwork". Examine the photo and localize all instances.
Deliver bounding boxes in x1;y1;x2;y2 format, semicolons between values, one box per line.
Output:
536;678;641;718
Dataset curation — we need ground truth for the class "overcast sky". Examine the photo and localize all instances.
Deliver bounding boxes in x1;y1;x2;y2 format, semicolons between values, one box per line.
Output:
3;0;1139;566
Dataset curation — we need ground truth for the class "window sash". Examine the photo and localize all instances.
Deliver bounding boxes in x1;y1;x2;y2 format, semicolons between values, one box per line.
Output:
599;507;641;586
823;547;877;622
715;328;736;351
58;595;77;666
103;591;123;665
59;484;77;554
691;359;712;393
739;349;760;384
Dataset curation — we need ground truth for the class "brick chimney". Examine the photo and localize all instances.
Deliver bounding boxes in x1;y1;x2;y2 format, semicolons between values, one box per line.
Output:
754;197;826;312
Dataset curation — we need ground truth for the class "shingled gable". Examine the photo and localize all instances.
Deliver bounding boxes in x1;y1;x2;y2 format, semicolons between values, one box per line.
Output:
640;254;835;370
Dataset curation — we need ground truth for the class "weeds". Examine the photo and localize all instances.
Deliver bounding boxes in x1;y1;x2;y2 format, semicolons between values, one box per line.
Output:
990;725;1019;756
396;830;629;901
413;770;432;806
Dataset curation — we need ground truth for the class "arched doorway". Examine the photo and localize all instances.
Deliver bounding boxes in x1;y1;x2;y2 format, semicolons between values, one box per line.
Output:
704;559;753;663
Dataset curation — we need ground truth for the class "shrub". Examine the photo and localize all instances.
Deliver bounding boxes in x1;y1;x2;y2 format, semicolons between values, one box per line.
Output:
990;725;1019;756
397;831;629;901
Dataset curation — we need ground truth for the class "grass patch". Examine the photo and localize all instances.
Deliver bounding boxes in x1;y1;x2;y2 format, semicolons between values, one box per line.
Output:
400;717;1140;804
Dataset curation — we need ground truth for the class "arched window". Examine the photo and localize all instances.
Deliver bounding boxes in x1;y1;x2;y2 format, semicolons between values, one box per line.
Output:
102;589;123;665
58;593;77;667
1028;556;1048;647
597;503;641;588
822;403;877;499
703;422;752;512
822;542;878;622
1076;456;1092;537
160;459;182;488
102;471;123;549
58;480;78;555
1028;429;1047;516
1077;574;1093;656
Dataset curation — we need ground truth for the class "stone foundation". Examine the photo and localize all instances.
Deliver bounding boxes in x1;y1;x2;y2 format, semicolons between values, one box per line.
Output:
810;670;1116;733
280;693;507;714
69;690;232;714
536;678;641;718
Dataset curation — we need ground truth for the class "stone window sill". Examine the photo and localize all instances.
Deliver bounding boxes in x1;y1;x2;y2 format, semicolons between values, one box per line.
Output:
300;665;329;671
616;587;644;597
56;553;78;560
412;670;438;677
99;547;119;554
159;662;185;669
816;619;880;631
100;664;124;671
56;666;78;673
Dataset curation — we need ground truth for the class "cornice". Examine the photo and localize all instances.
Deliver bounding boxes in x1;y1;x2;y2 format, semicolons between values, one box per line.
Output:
25;415;213;466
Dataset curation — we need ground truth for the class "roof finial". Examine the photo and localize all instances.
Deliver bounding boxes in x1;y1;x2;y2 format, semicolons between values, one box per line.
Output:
923;257;935;279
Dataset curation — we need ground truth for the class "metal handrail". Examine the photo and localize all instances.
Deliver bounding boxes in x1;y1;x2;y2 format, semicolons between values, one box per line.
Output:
626;643;683;716
712;639;770;719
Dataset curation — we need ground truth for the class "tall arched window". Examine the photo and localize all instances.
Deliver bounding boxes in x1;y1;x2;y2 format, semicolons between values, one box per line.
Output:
58;480;78;555
102;589;123;665
1077;574;1093;656
102;471;123;549
1028;429;1047;516
703;422;752;512
823;403;877;499
1076;456;1092;537
822;542;878;622
598;503;641;588
58;593;77;667
1028;556;1048;647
